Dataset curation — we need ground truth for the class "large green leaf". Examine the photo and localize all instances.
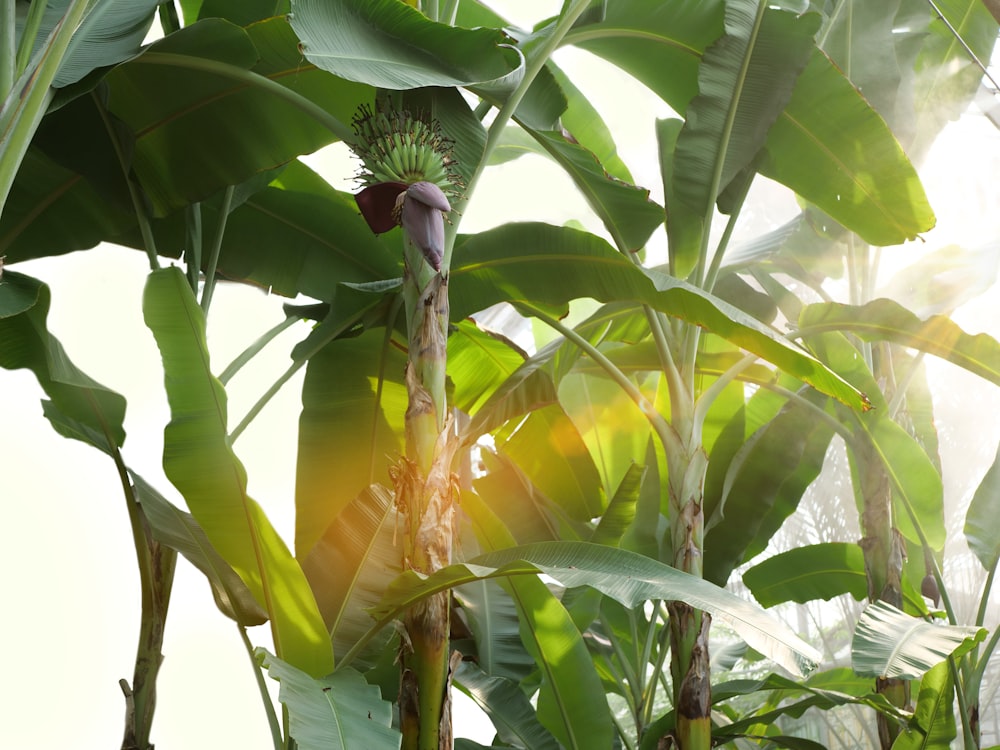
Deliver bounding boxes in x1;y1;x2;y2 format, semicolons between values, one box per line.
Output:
965;440;1000;572
852;601;986;680
744;543;929;615
656;117;703;279
258;650;400;750
455;661;562;750
760;49;934;246
461;492;615;750
295;328;406;556
450;222;868;410
132;472;267;626
799;299;1000;387
521;129;664;252
369;540;822;676
0;148;135;262
569;1;934;245
891;662;956;750
447;319;525;416
289;0;523;90
143;266;332;676
17;0;160;88
0;271;126;450
104;17;369;215
674;2;819;214
703;390;834;586
497;403;605;522
301;484;400;664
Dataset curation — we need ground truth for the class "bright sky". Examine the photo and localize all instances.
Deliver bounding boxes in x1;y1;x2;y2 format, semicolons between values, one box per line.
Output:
2;3;1000;748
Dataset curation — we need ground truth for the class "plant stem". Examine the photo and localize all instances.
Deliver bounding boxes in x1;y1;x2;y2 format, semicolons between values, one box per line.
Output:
200;184;235;313
14;0;48;77
1;0;14;97
0;0;90;220
219;315;300;385
515;301;681;459
91;88;160;269
184;202;202;294
443;0;592;265
239;626;284;750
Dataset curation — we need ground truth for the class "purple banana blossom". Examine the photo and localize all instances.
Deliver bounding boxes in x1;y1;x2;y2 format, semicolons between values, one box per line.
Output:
355;180;451;271
401;181;451;271
355;181;408;234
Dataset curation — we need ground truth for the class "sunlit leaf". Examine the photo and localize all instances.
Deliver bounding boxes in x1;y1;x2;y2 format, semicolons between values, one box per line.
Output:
370;540;823;677
965;440;1000;572
143;266;332;675
295;328;406;556
799;298;1000;387
460;492;615;750
450;223;867;410
258;650;400;750
132;472;268;626
892;662;956;750
301;484;400;664
674;2;819;214
852;601;986;680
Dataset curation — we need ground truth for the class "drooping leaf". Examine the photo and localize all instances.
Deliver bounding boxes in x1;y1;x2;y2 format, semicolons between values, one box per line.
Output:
744;542;868;608
852;601;986;680
450;222;868;410
549;62;631;182
132;472;268;626
454;661;561;750
295;328;406;556
460;492;615;750
879;243;1000;317
473;452;563;545
703;391;834;586
143;267;332;676
301;484;400;664
257;650;400;750
454;577;536;681
589;462;645;547
520;129;664;251
0;271;126;450
673;2;819;215
760;49;934;245
799;298;1000;387
965;440;1000;572
289;0;523;90
369;540;823;677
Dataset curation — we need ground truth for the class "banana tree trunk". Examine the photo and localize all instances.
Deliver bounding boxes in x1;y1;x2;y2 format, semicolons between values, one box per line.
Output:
666;425;712;750
856;439;909;749
397;237;458;750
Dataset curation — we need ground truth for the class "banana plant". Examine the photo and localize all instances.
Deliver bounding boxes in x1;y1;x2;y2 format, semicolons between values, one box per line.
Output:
0;1;993;750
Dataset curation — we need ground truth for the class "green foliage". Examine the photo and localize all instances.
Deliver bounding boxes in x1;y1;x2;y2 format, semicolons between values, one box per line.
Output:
2;1;999;748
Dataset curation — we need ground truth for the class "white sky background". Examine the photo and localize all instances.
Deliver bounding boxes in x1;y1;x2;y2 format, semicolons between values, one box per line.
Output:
3;1;1000;747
